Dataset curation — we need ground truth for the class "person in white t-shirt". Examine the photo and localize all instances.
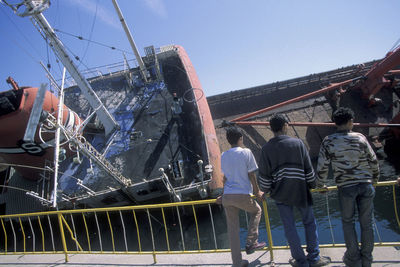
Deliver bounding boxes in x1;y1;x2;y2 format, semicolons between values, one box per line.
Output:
216;127;265;267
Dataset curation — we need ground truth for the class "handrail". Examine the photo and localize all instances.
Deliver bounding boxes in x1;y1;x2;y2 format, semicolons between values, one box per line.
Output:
0;180;399;265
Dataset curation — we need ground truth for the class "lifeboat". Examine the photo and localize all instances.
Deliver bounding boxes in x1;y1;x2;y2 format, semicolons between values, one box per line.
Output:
0;78;81;181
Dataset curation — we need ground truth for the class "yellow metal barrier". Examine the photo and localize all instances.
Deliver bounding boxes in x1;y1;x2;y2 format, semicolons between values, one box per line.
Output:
0;180;399;265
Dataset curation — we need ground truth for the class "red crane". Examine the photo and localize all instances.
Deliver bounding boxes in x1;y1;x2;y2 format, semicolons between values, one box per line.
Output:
230;46;400;131
229;46;400;163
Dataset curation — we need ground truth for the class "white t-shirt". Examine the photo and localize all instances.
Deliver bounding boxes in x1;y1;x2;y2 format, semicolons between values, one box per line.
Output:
221;147;258;195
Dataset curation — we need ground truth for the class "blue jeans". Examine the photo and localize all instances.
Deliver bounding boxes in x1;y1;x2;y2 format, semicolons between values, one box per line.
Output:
338;183;375;267
276;203;320;267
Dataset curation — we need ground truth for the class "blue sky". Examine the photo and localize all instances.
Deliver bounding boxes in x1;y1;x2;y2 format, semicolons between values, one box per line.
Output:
1;0;400;97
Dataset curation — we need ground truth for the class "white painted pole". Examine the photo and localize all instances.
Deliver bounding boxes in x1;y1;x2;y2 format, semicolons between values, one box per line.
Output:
52;67;66;208
112;0;148;82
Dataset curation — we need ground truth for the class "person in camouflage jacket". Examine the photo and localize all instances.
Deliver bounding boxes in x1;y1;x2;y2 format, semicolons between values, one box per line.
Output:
317;107;379;267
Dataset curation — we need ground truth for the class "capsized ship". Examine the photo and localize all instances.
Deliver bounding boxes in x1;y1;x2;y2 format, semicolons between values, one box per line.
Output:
0;1;223;214
0;45;223;214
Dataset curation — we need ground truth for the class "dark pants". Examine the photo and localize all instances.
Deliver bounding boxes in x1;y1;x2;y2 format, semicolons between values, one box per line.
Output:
339;183;375;267
276;203;320;267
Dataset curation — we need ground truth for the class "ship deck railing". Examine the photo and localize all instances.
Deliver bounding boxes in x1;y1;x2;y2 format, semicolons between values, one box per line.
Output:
0;181;399;264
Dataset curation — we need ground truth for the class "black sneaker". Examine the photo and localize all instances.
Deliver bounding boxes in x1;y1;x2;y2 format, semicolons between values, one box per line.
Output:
342;255;360;267
289;258;298;267
241;259;249;267
310;256;331;267
245;241;266;254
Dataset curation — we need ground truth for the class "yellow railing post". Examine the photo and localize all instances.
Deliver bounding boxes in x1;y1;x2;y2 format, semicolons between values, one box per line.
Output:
82;213;91;252
1;218;7;253
106;211;116;252
192;205;201;251
37;216;45;252
392;185;400;229
262;198;274;263
60;215;84;252
57;213;69;262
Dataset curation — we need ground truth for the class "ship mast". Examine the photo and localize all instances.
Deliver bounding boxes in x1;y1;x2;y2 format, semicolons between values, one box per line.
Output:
2;0;138;206
111;0;148;82
51;67;66;208
9;0;119;136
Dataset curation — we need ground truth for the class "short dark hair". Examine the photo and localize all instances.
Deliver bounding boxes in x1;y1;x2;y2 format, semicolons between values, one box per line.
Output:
226;127;242;145
269;113;288;132
332;107;354;126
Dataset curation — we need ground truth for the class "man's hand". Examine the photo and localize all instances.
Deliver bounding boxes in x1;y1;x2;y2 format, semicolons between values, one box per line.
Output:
215;195;222;205
255;191;264;202
397;177;400;186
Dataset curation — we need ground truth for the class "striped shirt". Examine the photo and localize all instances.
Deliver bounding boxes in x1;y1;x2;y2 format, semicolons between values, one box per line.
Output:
316;130;380;187
258;135;316;207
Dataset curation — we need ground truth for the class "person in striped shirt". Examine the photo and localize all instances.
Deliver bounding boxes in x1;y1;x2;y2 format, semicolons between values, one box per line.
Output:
258;114;330;267
317;107;379;267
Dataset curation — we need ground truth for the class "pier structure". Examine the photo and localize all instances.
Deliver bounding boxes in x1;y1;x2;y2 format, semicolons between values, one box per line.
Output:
1;246;400;266
0;181;399;266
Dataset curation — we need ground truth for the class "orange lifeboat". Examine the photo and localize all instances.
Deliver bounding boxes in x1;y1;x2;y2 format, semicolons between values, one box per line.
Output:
0;78;81;180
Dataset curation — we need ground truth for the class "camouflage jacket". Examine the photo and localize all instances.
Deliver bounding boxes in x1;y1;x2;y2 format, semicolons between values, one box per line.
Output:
317;130;380;187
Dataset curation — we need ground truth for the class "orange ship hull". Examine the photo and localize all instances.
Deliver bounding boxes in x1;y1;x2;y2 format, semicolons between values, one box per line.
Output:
174;45;223;193
0;86;81;180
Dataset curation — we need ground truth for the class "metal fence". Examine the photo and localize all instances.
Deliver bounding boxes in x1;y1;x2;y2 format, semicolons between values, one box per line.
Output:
0;181;399;264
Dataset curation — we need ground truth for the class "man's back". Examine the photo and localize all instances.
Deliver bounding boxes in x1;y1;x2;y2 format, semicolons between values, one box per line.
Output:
317;130;379;187
221;147;257;195
258;135;315;207
316;107;378;267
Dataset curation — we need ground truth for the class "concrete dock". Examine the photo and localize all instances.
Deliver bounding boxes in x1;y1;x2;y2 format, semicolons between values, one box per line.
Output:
1;246;399;266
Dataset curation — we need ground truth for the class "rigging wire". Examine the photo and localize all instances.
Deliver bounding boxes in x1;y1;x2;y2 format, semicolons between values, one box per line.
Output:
53;28;134;55
61;41;92;71
0;185;30;193
76;0;99;68
4;2;106;85
0;6;67;88
0;7;43;64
